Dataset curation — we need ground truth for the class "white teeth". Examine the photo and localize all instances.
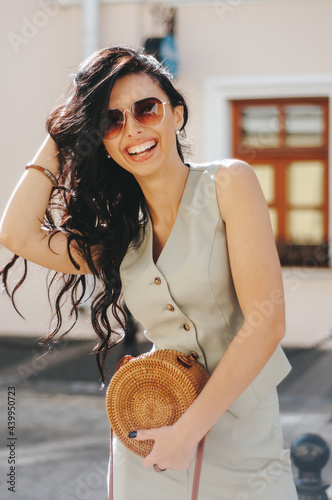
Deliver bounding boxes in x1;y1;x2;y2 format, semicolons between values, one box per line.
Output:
127;140;156;155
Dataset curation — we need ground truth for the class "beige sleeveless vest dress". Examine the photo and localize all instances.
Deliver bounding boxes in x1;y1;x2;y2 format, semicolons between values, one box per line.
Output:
110;162;298;500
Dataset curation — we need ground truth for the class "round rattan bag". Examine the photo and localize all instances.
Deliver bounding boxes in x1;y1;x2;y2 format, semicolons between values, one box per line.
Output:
106;350;210;458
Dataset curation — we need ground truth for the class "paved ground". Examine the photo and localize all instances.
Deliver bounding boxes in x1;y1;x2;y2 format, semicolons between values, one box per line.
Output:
1;336;332;500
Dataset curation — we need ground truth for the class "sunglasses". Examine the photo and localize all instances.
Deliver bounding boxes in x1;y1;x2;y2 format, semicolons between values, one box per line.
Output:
104;96;170;140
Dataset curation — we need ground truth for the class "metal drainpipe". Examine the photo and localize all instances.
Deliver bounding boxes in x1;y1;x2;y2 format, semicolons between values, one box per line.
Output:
82;0;100;59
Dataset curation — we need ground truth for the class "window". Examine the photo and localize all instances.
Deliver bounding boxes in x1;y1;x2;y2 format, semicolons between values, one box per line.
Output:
231;97;329;267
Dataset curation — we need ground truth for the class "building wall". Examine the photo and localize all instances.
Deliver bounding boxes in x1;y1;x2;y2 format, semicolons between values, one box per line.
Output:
1;0;332;347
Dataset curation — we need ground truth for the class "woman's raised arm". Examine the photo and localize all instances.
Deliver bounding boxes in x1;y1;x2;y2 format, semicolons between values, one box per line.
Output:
0;135;92;275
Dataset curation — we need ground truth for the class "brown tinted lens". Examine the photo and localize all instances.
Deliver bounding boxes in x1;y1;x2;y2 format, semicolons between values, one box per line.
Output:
132;97;164;126
105;109;125;139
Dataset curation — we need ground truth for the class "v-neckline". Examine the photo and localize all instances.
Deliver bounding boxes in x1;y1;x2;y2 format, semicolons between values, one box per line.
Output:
148;165;192;267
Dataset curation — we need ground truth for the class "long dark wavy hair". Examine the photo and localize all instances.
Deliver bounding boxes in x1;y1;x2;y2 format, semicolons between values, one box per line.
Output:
0;46;189;384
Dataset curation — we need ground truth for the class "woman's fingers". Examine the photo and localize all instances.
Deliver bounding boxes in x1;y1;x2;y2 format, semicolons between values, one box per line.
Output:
128;429;156;441
127;426;196;470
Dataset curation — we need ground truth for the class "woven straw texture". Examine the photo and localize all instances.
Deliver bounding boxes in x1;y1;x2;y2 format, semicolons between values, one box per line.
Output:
106;350;210;458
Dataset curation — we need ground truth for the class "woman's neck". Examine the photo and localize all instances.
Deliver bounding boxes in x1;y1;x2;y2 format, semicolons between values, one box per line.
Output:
137;160;190;227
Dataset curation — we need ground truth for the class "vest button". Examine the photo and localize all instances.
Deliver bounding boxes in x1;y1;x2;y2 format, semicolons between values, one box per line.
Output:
166;304;175;312
182;323;190;331
154;277;161;285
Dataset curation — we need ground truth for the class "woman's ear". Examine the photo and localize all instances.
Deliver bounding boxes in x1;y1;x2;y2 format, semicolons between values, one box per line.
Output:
173;104;184;131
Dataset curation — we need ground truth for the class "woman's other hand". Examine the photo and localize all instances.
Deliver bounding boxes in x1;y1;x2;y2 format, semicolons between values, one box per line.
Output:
131;426;198;471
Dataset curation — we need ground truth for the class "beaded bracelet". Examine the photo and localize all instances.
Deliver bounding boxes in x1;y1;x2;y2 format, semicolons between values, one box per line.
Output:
25;164;58;187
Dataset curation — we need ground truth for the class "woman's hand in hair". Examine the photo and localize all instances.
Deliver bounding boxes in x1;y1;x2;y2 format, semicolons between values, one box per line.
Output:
0;135;92;275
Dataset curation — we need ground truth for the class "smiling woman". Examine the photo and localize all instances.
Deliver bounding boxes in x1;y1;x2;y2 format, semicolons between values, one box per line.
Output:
103;72;186;180
0;46;297;500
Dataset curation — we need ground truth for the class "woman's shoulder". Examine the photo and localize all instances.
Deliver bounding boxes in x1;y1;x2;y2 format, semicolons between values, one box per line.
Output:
186;159;255;191
186;159;259;221
187;158;253;175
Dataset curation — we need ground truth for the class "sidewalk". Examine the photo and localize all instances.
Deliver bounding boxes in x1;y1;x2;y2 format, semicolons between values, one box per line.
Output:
0;336;332;499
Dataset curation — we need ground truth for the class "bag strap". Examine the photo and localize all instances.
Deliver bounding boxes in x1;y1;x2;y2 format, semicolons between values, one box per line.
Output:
191;436;206;500
108;429;205;500
109;427;114;500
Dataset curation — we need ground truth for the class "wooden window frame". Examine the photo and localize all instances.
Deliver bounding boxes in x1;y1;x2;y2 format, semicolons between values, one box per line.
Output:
231;97;329;267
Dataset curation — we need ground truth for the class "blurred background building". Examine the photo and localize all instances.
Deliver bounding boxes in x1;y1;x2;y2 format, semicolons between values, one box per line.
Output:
1;0;332;351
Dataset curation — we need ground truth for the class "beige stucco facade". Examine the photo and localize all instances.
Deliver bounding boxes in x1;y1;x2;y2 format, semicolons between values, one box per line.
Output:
1;0;332;348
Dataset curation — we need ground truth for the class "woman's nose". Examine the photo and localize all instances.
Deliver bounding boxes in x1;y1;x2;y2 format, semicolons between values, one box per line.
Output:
123;110;143;136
